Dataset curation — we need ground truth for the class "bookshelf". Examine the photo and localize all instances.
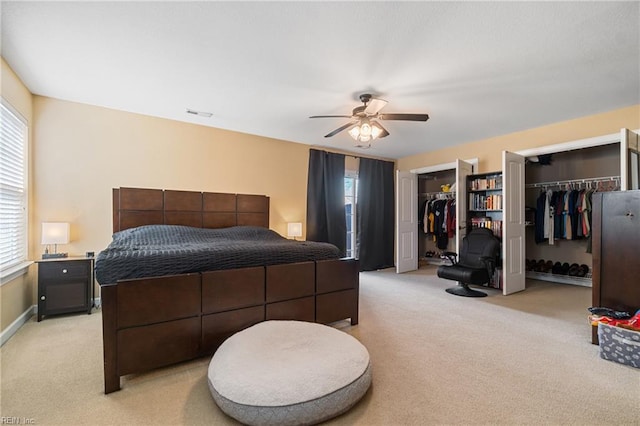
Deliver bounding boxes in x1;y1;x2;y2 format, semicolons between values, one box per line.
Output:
468;172;503;238
467;171;503;288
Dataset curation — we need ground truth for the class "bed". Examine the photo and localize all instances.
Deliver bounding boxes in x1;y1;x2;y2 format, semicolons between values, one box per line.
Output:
98;187;359;394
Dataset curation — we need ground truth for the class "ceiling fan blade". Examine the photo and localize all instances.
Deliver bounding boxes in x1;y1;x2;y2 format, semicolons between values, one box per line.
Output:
378;113;430;121
374;121;390;138
309;115;353;119
364;98;388;115
324;121;356;138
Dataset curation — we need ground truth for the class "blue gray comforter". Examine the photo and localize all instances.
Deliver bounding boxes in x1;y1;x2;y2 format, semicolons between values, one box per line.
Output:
95;225;340;284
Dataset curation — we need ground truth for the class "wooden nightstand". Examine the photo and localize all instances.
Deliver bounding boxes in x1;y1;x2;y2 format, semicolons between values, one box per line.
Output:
36;257;94;322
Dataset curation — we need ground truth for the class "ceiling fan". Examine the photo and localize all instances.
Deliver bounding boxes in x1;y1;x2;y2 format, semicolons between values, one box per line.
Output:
309;94;429;148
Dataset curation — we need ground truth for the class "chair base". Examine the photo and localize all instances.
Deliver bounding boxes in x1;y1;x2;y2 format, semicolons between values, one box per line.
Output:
445;283;487;298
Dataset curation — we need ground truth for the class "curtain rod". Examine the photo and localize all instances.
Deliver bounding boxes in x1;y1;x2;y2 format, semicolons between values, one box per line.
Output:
345;153;395;163
524;175;620;189
309;146;396;163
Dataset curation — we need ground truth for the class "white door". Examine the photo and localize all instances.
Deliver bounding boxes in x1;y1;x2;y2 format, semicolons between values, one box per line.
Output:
502;151;526;295
455;159;473;253
621;128;640;190
396;171;418;273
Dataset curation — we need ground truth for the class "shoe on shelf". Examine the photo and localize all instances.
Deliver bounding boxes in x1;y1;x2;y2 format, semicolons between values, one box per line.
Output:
544;260;554;273
527;259;537;271
568;263;580;276
577;264;589;277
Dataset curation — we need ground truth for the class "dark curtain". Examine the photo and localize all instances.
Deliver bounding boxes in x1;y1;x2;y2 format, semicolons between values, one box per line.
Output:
357;157;395;271
306;149;346;256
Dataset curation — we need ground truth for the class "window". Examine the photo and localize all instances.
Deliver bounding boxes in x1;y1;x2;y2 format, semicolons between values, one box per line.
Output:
0;100;28;275
344;175;358;258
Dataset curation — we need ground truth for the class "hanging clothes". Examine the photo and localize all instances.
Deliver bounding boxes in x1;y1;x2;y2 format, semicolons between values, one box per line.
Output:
446;199;456;238
547;189;555;245
532;187;601;246
543;189;551;239
534;190;547;244
418;195;456;250
432;198;448;249
554;190;565;240
585;188;595;253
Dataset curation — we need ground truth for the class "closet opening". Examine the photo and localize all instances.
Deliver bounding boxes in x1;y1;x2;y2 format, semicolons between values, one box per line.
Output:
523;143;621;288
395;158;475;274
418;169;457;267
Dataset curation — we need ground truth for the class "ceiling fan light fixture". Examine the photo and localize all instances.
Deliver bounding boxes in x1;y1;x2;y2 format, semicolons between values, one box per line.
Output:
360;121;372;138
348;119;383;146
311;93;428;147
348;126;361;140
370;122;383;139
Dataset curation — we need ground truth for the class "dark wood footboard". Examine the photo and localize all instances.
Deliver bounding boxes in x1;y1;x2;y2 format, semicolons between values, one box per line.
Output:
101;258;359;394
102;187;359;393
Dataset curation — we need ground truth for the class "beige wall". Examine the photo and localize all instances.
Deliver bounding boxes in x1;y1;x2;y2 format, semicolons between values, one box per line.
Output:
32;96;313;262
397;105;640;172
1;58;35;333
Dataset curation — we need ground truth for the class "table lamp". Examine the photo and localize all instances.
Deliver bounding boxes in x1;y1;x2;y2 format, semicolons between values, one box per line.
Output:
42;222;70;259
287;222;302;240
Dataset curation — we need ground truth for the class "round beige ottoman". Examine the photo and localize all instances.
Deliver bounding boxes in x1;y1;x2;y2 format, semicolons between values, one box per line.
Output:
208;320;371;426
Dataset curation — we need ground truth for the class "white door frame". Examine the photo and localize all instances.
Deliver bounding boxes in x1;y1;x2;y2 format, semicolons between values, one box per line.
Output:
393;158;478;274
515;130;628;188
514;131;621;157
410;158;478;175
411;158;478;254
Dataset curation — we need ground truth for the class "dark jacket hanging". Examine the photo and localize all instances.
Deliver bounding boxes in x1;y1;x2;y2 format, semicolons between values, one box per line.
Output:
306;149;346;256
357;157;395;271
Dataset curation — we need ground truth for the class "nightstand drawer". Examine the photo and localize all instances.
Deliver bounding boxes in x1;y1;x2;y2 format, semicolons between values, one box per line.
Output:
39;261;90;280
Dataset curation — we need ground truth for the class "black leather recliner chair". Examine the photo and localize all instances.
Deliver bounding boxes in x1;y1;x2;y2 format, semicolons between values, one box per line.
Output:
437;227;500;297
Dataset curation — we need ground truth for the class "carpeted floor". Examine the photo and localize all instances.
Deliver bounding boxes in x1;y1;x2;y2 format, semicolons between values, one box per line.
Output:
1;266;638;425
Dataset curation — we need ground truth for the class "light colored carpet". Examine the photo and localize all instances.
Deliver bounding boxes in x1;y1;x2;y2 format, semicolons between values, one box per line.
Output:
1;267;638;425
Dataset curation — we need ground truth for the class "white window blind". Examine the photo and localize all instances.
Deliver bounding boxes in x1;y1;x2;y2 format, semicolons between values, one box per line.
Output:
0;101;28;272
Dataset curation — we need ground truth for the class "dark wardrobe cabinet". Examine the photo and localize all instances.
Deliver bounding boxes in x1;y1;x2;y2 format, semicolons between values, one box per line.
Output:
591;190;640;343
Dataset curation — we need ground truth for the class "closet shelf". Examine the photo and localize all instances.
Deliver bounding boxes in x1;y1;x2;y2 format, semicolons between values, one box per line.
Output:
419;257;451;266
469;188;502;193
524;175;620;189
419;191;455;198
526;271;592;287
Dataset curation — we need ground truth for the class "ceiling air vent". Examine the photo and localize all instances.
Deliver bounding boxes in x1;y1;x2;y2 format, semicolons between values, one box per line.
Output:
186;109;213;118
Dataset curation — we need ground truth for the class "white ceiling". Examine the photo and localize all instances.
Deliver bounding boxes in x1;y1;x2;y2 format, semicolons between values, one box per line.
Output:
2;1;639;159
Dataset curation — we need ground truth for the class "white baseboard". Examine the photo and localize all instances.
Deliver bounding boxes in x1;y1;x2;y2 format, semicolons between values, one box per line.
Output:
1;298;102;347
1;305;36;347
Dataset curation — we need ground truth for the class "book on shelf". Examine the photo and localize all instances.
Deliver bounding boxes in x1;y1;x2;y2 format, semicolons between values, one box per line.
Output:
470;217;503;238
469;175;502;191
468;193;502;210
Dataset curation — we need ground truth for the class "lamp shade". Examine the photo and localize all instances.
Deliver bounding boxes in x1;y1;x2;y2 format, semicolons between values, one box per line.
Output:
287;222;303;238
41;222;70;245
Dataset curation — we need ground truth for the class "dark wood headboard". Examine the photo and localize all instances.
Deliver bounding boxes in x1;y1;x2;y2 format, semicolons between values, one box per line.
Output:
112;187;270;233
